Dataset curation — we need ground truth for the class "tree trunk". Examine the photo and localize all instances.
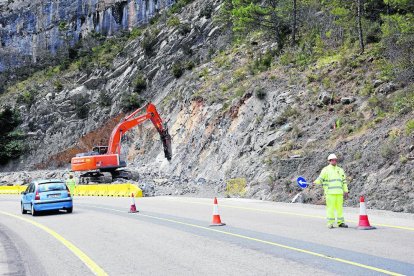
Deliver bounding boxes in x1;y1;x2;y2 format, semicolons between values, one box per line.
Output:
292;0;297;45
357;0;364;54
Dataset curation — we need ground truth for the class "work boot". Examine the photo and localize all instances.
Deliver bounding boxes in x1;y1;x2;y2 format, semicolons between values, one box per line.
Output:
328;224;334;229
338;223;348;228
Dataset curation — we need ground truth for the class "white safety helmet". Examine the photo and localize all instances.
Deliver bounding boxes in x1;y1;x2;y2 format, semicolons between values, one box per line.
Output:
328;153;338;160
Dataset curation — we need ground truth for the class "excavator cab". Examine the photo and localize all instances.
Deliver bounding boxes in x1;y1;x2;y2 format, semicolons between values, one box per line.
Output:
92;146;108;155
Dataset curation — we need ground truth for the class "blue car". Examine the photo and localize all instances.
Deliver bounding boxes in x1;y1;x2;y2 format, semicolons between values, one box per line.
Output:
21;179;73;216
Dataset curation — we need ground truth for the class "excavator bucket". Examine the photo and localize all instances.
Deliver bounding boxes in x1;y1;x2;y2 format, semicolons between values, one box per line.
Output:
160;128;172;161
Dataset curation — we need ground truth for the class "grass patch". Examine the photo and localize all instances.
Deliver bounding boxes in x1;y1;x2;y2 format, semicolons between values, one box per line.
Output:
406;120;414;135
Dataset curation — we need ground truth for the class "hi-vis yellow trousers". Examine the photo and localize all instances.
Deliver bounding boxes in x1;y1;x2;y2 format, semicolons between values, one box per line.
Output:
326;194;344;226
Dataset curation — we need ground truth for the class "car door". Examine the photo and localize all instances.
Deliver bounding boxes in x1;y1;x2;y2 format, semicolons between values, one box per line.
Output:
24;183;35;209
22;184;31;209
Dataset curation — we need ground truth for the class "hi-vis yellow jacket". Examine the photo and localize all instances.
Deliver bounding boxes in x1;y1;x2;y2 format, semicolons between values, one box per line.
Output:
314;164;348;195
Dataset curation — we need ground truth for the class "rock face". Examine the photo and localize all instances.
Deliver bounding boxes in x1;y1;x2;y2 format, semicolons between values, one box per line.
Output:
0;0;174;70
0;0;413;213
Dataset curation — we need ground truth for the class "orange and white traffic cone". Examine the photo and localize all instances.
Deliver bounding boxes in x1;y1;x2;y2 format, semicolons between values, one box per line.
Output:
357;196;375;230
210;197;226;226
129;193;139;213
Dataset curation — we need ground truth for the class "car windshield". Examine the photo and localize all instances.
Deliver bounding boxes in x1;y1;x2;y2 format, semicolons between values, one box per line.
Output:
38;182;66;192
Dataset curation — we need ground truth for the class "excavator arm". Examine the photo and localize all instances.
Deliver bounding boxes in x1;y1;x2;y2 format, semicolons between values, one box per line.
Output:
107;103;172;160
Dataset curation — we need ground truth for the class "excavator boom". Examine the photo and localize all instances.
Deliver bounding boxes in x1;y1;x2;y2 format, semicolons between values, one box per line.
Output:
71;103;172;181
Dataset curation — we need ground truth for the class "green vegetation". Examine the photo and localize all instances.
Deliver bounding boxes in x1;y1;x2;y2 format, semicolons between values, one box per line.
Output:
185;60;195;70
121;92;145;111
71;95;90;119
255;87;266;100
172;62;184;78
129;27;143;40
17;89;35;107
58;21;68;32
178;23;191;36
392;88;414;114
249;51;274;74
99;91;112;107
406;120;414;135
132;74;147;93
380;140;397;159
0;107;25;164
90;37;127;69
54;80;63;92
225;0;413;84
169;0;195;14
167;16;181;27
199;3;214;19
142;30;158;56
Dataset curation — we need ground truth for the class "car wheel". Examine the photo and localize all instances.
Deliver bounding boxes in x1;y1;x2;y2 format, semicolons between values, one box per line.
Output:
67;207;73;214
31;204;37;216
21;203;27;214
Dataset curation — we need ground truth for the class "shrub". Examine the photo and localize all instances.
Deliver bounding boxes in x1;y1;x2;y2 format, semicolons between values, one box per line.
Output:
0;107;25;164
274;115;288;126
392;89;414;114
255;87;266;100
132;74;147;93
121;92;144;111
380;141;397;160
99;91;112;107
199;3;214;19
172;62;184;78
17;90;35;107
185;61;195;70
71;95;90;119
360;82;374;96
149;14;160;25
170;0;194;14
251;51;273;73
142;31;158;56
129;27;143;40
406;120;414;135
76;105;89;119
167;16;180;27
181;44;193;56
282;106;299;118
233;68;247;82
54;80;63;91
178;23;191;36
58;21;67;31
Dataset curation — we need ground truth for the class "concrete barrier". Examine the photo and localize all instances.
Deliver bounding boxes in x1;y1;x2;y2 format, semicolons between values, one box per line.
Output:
0;186;27;194
73;184;142;197
0;184;142;197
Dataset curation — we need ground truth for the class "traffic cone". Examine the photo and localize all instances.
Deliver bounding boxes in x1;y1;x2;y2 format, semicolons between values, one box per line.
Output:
210;197;225;226
357;196;375;230
129;193;139;213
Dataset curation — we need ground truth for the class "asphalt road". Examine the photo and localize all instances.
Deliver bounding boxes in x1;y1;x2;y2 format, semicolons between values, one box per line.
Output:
0;195;413;275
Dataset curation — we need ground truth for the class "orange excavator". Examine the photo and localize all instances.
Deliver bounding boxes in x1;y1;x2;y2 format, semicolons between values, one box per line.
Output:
71;102;172;183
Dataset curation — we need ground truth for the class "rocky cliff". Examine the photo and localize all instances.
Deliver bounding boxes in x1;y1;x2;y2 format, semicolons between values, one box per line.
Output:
0;0;174;70
0;0;413;213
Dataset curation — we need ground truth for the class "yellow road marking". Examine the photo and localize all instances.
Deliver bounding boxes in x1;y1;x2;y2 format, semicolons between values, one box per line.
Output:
87;205;404;276
0;211;107;276
162;199;414;231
